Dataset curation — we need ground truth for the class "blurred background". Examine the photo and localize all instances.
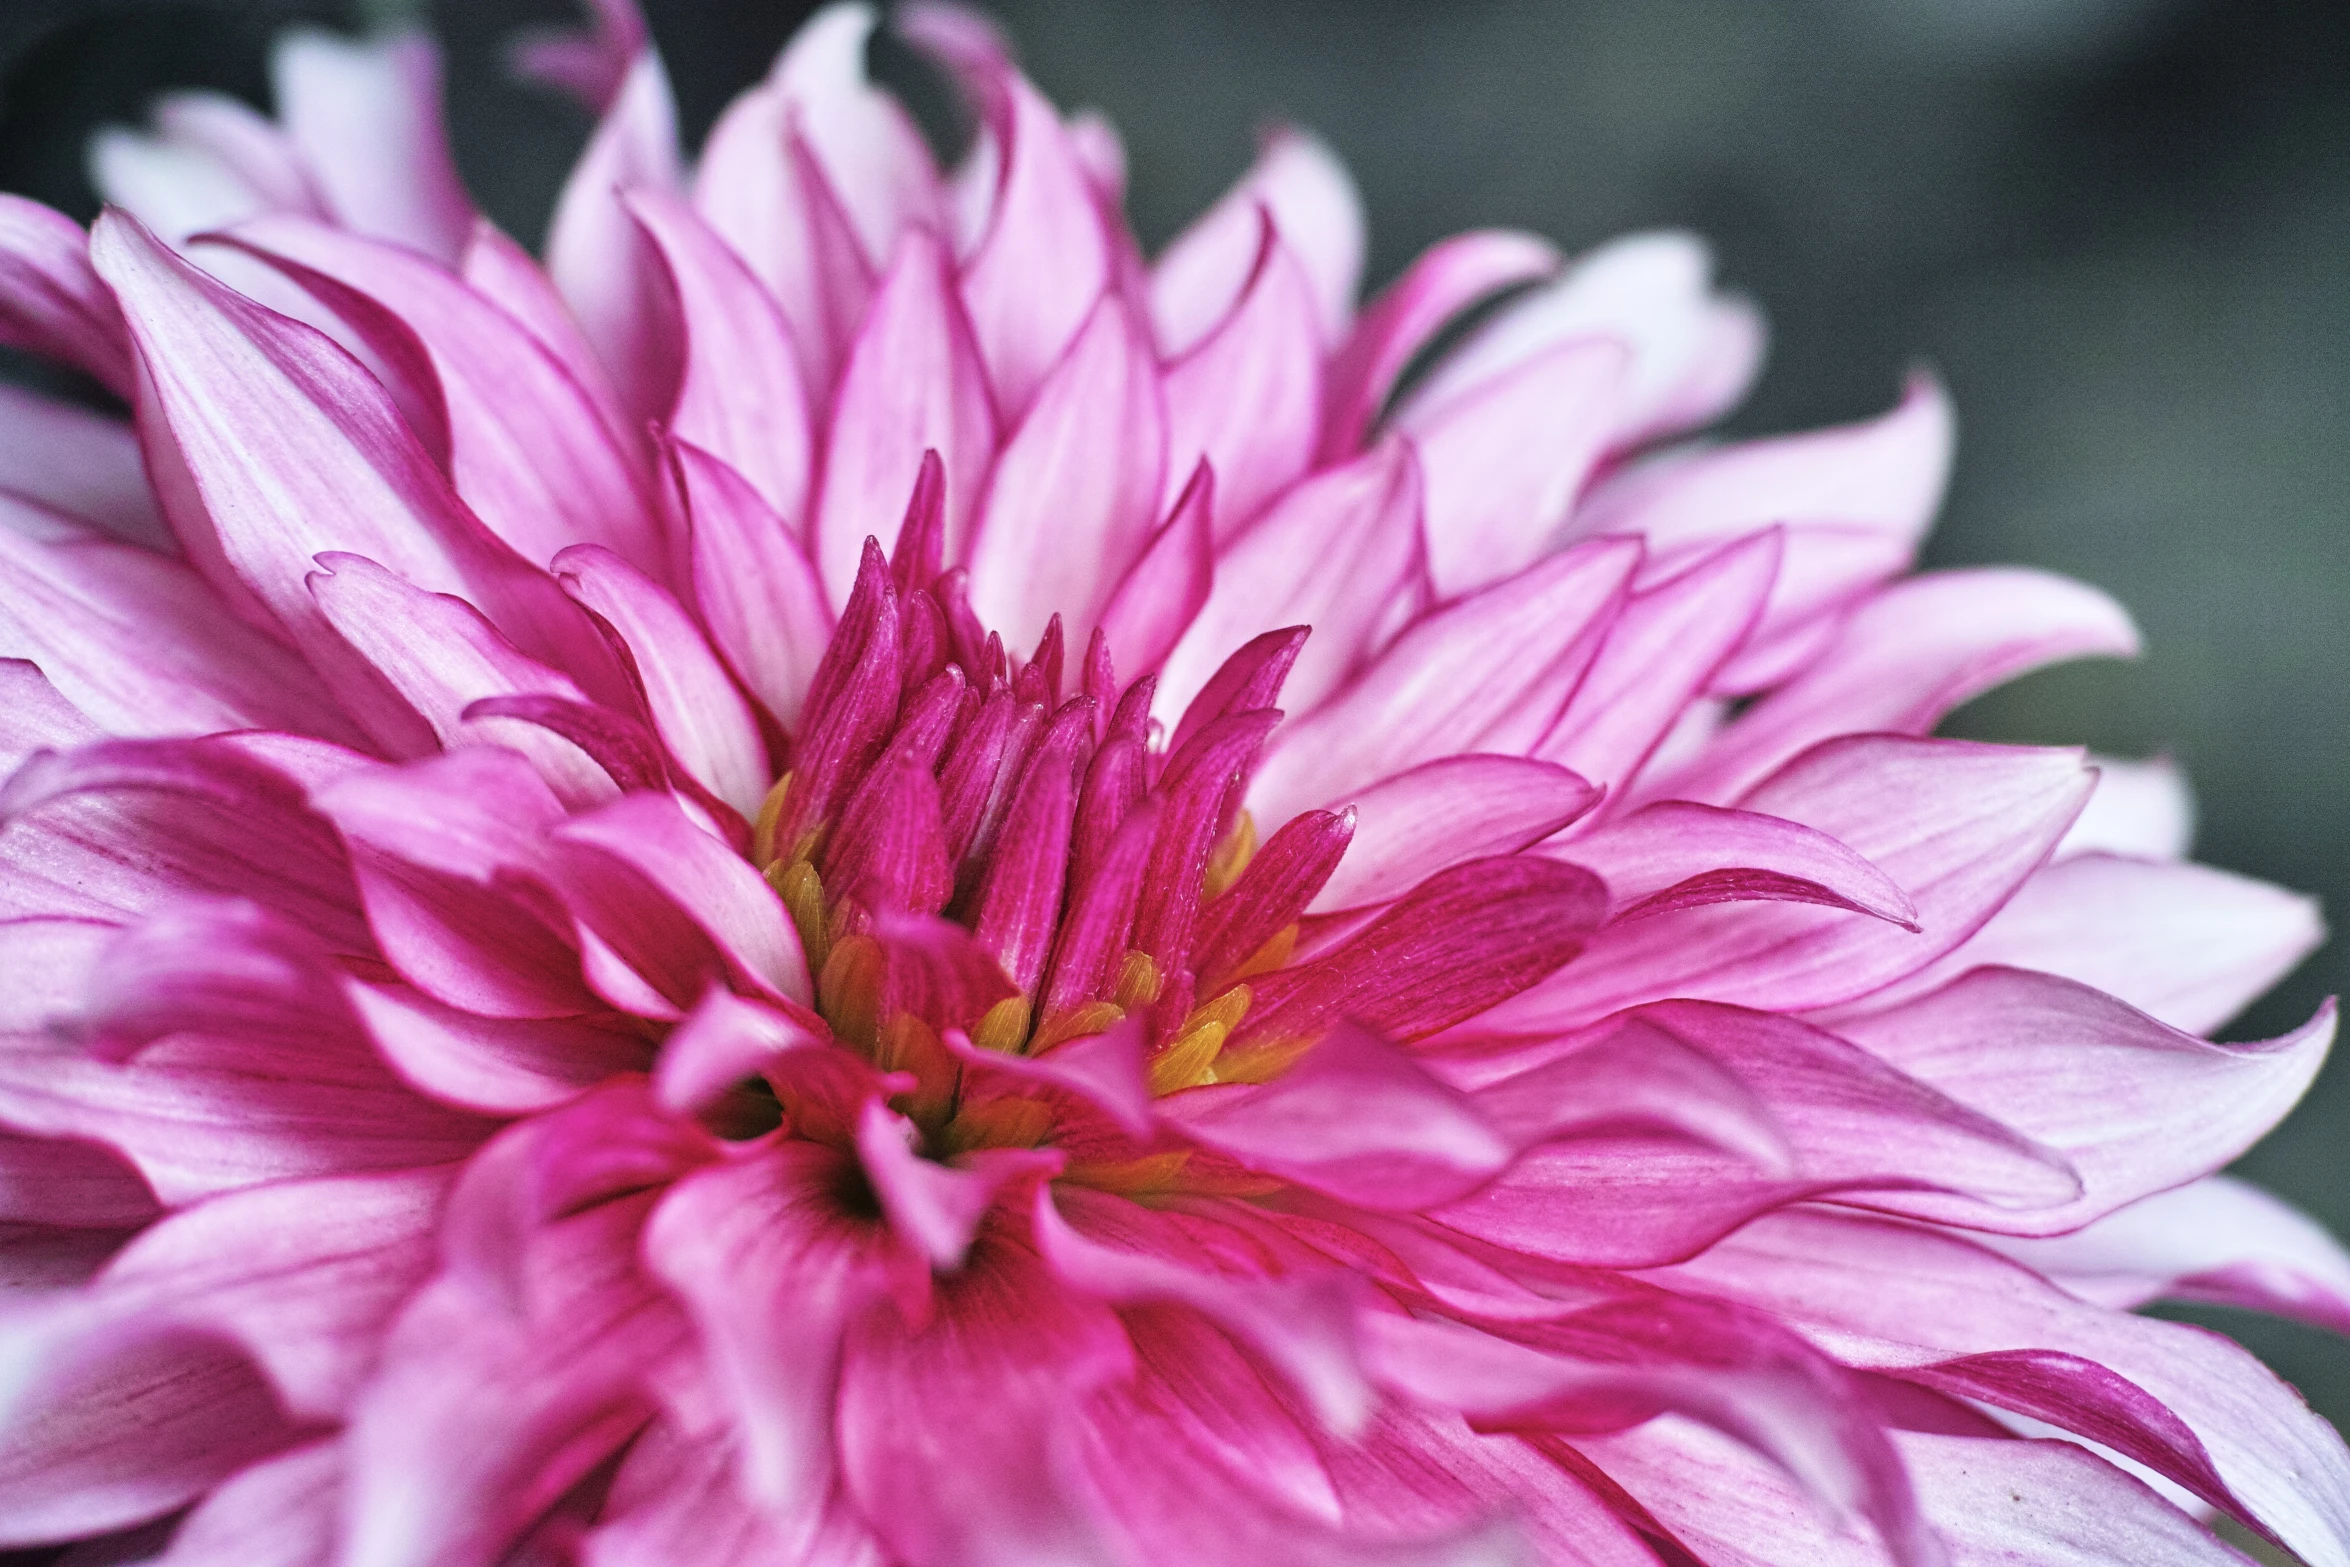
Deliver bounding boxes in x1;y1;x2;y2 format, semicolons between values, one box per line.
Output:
0;0;2342;1451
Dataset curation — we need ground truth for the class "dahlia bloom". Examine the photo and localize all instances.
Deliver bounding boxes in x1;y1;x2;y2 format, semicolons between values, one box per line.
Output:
0;2;2341;1562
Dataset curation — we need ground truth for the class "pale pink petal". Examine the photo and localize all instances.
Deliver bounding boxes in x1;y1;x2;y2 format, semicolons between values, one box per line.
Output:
307;553;612;801
1249;538;1641;827
0;195;133;396
90;211;615;722
1319;229;1561;461
342;978;648;1115
1982;1174;2350;1337
1094;462;1216;683
459;219;645;472
0;664;98;788
553;791;812;1007
906;20;1110;415
582;1420;885;1567
812;229;996;606
0;517;355;743
1404;231;1762;453
1159;437;1429;723
271;28;474;260
650;985;828;1117
967;295;1167;656
1402;337;1629;597
0;384;166;546
2059;754;2195;860
1539;529;1780;797
83;1166;449;1419
1162;221;1324;535
1485;737;2092;1029
1841;851;2322;1036
1696;521;1918;695
1151;127;1364;355
145;1437;340;1567
1556;799;1917;927
553;543;770;816
224;213;666;578
664;437;834;730
546;51;684;428
1832;967;2334;1236
763;3;944;272
1571;372;1954;558
1311;754;1599;914
1657;567;2140;806
855;1101;1057;1269
0;1313;298;1548
627;188;813;527
1657;1210;2350;1566
308;749;594;1021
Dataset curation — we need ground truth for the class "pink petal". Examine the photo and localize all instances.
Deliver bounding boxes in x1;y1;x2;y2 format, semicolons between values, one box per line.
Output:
907;24;1111;416
0;1314;298;1547
1539;528;1780;797
150;1437;342;1567
0;194;133;396
271;28;474;260
1488;737;2092;1028
1192;808;1353;991
508;0;646;111
1095;462;1217;684
553;791;812;1008
627;188;813;526
1250;537;1641;827
0;1127;154;1230
834;1218;1133;1567
650;984;826;1117
1844;851;2321;1036
1166;1019;1512;1210
855;1100;1058;1269
0;518;355;743
2059;755;2194;860
1160;437;1429;722
307;553;610;797
546;51;684;428
1402;337;1630;597
1313;755;1599;914
0;383;167;546
1571;372;1954;558
85;1165;449;1419
308;749;594;1020
459;219;645;473
1659;567;2140;806
222;213;665;579
1162;221;1324;535
970;703;1091;993
1556;799;1916;927
812;229;996;607
90;211;614;717
1658;1209;2350;1566
1982;1174;2350;1337
1834;967;2335;1236
643;1136;921;1528
1403;231;1762;453
553;543;770;816
342;978;648;1115
1151;126;1364;355
1319;229;1561;461
1696;521;1919;695
663;437;832;732
967;295;1168;656
581;1418;885;1567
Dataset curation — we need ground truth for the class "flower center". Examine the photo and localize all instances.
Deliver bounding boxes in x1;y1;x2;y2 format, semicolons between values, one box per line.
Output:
743;529;1333;1134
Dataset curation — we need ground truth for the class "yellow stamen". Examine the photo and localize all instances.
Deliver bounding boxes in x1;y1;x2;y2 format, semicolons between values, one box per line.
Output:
816;932;882;1047
751;772;793;869
1031;1000;1126;1053
1203;809;1258;900
971;995;1031;1055
874;1013;957;1129
1229;923;1297;982
938;1095;1055;1157
1145;984;1251;1096
768;858;832;975
1112;950;1162;1011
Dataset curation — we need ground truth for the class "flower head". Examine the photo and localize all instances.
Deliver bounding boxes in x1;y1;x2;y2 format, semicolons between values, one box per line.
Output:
0;3;2341;1564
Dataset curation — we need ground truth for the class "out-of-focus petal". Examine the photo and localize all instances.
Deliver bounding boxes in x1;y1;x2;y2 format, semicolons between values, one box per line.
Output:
0;195;134;396
1151;127;1364;355
271;29;474;260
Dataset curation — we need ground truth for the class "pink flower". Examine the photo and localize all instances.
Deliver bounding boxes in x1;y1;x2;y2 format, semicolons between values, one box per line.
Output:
0;3;2339;1563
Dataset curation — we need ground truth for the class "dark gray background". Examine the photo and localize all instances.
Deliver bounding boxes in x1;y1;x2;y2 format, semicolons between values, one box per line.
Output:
2;0;2342;1438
